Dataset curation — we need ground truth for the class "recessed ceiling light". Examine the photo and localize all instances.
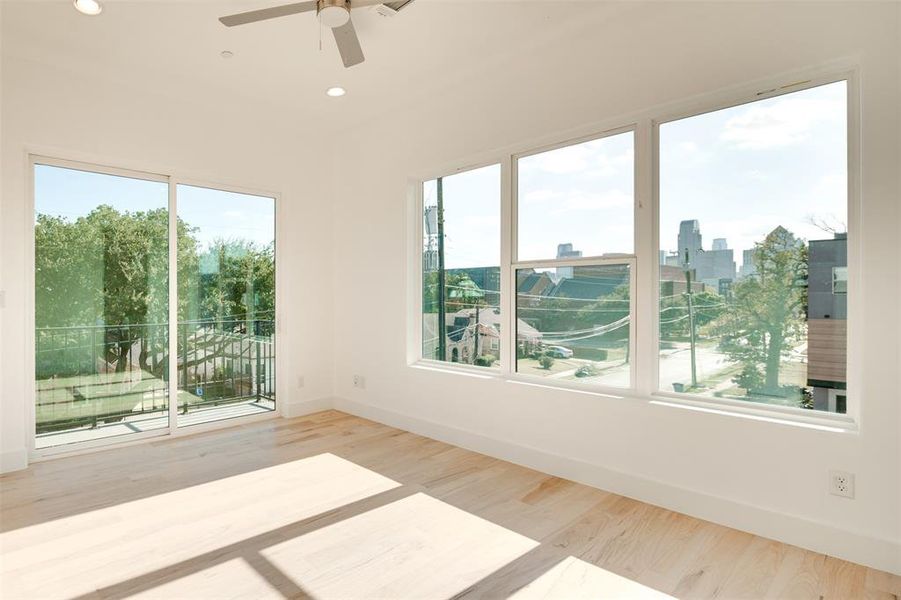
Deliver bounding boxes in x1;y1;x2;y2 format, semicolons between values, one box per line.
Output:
220;50;234;59
326;87;346;97
73;0;103;16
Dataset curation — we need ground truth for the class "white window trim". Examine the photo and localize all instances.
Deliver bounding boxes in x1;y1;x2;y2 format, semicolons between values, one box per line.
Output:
407;64;859;432
26;152;284;461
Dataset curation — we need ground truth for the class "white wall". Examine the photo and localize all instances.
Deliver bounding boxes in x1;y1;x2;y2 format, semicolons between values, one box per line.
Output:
330;2;901;573
0;33;336;471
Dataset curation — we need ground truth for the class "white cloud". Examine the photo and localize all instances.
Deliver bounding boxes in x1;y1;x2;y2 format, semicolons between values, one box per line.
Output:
551;189;633;214
721;96;843;150
523;139;632;177
524;143;593;174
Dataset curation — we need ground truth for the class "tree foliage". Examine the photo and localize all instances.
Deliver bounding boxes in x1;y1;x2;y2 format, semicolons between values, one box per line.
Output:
35;205;275;375
659;289;725;340
718;226;808;395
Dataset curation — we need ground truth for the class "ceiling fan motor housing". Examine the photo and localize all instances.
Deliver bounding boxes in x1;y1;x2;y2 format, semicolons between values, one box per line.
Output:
318;0;350;28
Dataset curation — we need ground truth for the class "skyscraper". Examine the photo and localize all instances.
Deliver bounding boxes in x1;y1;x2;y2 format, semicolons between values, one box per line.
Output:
677;220;702;266
556;243;582;280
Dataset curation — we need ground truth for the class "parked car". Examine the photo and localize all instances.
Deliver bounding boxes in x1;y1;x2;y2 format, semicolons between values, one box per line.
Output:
546;345;573;359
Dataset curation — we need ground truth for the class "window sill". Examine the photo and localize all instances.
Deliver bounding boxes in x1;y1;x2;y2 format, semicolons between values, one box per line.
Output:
408;361;858;434
648;394;857;433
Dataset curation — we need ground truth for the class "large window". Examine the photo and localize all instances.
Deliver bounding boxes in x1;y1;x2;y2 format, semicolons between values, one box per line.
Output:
658;80;848;413
33;159;278;450
176;185;276;427
413;74;853;420
421;164;501;368
514;131;635;387
34;163;170;447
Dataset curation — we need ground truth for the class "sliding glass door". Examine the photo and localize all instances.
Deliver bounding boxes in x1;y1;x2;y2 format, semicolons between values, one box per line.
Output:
33;160;276;450
176;185;276;427
34;163;170;448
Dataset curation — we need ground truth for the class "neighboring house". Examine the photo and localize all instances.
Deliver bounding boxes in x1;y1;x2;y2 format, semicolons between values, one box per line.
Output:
422;308;541;364
547;265;629;299
516;269;557;306
807;233;848;413
659;264;715;297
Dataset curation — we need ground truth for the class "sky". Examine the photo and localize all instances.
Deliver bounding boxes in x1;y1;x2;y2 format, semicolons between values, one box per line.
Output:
660;80;847;265
423;164;501;269
423;80;847;272
34;166;275;250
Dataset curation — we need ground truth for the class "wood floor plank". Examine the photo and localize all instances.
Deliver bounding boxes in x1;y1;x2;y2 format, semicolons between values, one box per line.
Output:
1;409;897;600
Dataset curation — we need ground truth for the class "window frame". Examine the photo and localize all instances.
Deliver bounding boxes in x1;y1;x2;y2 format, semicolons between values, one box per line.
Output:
832;266;848;294
26;152;284;460
650;72;859;424
408;66;858;429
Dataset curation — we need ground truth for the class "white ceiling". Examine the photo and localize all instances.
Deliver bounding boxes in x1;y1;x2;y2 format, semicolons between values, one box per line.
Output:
2;0;635;135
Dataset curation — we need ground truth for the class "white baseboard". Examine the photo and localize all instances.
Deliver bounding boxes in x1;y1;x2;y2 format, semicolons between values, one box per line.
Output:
281;396;335;418
0;447;28;474
333;396;901;575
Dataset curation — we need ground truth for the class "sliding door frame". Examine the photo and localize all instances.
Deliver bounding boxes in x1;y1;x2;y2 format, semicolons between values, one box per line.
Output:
25;152;283;461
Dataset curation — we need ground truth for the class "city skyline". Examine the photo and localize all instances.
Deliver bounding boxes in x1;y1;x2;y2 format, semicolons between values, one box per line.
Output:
424;80;846;273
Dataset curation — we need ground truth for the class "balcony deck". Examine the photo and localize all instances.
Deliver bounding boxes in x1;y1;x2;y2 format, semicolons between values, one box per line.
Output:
36;395;276;448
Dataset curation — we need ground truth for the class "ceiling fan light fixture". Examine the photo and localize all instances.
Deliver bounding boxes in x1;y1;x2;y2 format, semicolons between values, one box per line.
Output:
73;0;103;16
318;5;350;28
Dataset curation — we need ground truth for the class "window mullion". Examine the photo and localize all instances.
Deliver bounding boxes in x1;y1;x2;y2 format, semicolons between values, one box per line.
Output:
500;155;515;376
635;118;656;397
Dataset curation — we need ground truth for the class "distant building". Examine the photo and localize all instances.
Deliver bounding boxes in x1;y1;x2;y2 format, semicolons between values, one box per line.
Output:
807;233;848;413
739;248;757;279
664;253;681;267
660;265;715;297
677;220;703;266
556;243;582;280
694;245;736;282
675;220;736;282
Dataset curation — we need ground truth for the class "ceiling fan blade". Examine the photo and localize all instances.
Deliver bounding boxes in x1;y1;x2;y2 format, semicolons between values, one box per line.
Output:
332;19;365;68
348;0;386;7
219;1;318;27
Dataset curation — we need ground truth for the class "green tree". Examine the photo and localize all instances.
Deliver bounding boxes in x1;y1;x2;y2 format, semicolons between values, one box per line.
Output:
183;238;275;332
719;227;808;395
34;206;275;377
659;289;725;340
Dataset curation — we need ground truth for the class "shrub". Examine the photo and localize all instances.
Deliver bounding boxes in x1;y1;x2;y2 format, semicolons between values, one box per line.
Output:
575;363;600;378
473;354;497;367
538;355;555;370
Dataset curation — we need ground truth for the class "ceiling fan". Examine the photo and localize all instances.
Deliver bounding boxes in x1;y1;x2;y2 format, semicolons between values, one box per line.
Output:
219;0;415;68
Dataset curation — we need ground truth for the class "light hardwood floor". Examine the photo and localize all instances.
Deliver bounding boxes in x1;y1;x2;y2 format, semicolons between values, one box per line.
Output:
1;410;898;599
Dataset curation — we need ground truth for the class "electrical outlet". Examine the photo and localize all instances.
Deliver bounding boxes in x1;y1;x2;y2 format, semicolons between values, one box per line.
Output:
353;375;366;389
829;470;855;498
297;376;305;389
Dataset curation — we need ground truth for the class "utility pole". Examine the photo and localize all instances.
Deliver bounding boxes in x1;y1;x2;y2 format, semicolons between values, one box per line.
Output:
473;303;480;360
683;248;698;388
436;177;447;362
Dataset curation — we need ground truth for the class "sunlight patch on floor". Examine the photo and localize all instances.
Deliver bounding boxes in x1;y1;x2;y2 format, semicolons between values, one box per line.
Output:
127;557;282;600
0;453;399;599
509;556;676;599
261;492;540;599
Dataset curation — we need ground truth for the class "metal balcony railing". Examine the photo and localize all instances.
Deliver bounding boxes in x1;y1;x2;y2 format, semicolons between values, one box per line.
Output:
35;317;275;434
